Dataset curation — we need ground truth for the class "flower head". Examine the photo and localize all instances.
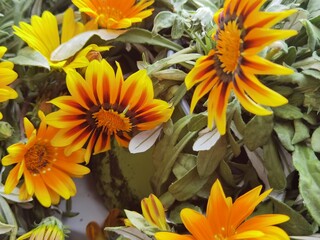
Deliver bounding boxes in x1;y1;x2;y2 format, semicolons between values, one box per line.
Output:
46;59;173;163
13;8;110;70
72;0;154;29
17;216;66;240
1;111;90;207
0;46;18;119
185;0;297;134
155;179;290;240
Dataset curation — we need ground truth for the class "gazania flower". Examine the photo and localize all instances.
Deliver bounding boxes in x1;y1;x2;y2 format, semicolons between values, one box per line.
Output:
155;179;290;240
17;216;66;240
0;46;18;119
46;59;173;163
185;0;297;134
13;8;110;70
1;111;90;207
72;0;154;29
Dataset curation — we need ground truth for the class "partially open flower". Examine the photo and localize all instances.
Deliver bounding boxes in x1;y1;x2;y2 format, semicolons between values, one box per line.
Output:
17;217;66;240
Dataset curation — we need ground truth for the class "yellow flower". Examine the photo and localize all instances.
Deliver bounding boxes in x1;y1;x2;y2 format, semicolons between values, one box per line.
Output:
0;46;18;119
46;59;173;163
13;8;110;70
72;0;154;29
141;194;170;231
1;111;90;207
17;216;66;240
185;0;297;135
155;179;290;240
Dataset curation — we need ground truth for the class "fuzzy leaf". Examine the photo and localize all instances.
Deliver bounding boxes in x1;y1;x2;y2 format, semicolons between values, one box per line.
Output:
273;104;304;120
263;139;287;190
292;120;310;144
106;226;152;240
301;19;320;51
271;197;315;235
243;115;274;151
9;47;50;69
152;11;176;34
196;135;227;177
123;210;159;236
293;145;320;225
274;122;295;151
0;221;14;234
129;126;162;154
311;127;320;152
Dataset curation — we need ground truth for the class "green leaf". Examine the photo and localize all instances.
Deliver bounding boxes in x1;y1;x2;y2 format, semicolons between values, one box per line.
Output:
263;139;287;190
187;114;207;132
307;0;320;19
124;210;159;236
106;226;153;240
274;122;295;151
172;153;197;179
197;136;227;178
151;69;186;81
171;15;184;39
152;11;176;34
169;203;201;224
311;127;320;152
0;221;14;234
301;19;320;51
292;119;310;144
169;167;209;201
243;115;274;151
273;104;304;120
9;47;50;69
271;197;315;235
114;28;183;52
293;145;320;225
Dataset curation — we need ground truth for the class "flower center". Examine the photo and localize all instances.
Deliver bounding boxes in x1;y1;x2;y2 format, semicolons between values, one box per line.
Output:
216;20;242;74
92;108;132;134
25;144;51;174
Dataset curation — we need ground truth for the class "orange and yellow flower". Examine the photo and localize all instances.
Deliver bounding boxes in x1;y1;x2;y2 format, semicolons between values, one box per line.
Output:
0;46;18;119
72;0;154;29
1;111;90;207
46;59;173;163
185;0;297;135
13;8;110;70
155;179;290;240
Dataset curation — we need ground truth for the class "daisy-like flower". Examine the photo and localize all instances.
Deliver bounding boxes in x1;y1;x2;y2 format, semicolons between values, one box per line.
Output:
1;111;90;207
72;0;154;29
46;59;173;163
155;179;290;240
13;8;110;70
185;0;297;134
0;46;18;119
17;216;66;240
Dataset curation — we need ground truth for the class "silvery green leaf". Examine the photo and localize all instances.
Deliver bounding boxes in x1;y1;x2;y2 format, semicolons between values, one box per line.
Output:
0;221;14;234
9;47;50;69
311;127;320;152
292;120;310;144
129;126;162;154
152;11;176;34
123;210;158;236
274;122;295;151
105;226;152;240
51;29;125;61
293;145;320;225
